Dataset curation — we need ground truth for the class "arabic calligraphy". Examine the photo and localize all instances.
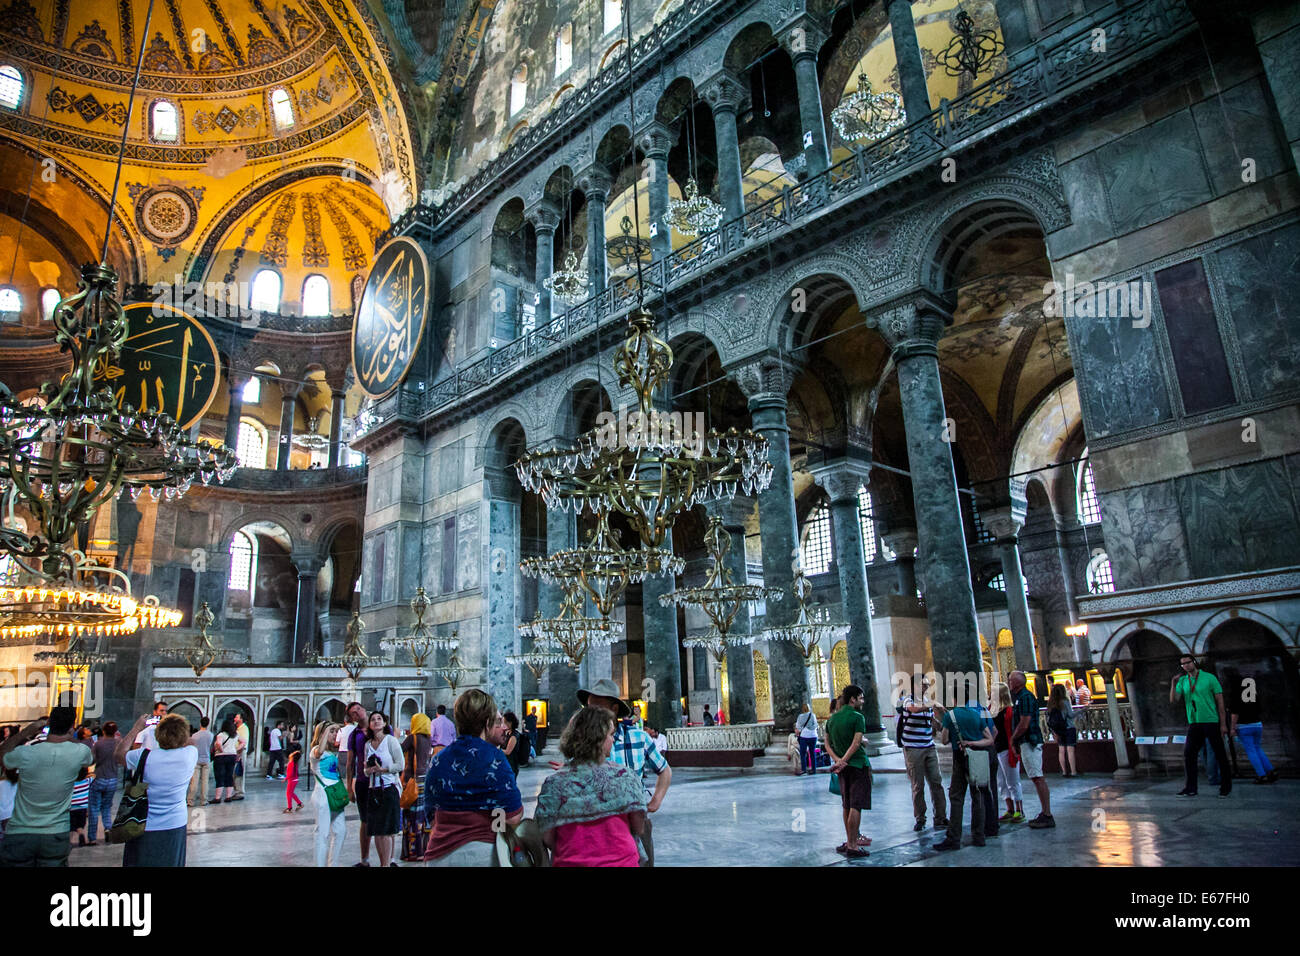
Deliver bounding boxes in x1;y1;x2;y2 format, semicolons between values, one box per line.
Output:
352;237;430;398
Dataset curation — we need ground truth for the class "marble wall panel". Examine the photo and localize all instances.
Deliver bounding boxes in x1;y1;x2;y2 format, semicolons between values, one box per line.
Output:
1071;302;1173;438
422;519;443;596
1192;78;1288;197
400;523;422;603
1176;459;1300;578
1098;111;1212;234
456;508;481;592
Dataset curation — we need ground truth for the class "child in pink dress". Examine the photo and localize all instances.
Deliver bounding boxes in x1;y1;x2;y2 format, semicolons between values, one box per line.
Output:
283;750;303;812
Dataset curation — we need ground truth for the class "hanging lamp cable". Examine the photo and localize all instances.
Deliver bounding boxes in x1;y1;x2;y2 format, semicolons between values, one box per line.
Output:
101;0;158;266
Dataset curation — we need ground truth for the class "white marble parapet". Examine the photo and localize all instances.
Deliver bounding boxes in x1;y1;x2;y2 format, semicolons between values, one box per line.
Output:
664;723;772;751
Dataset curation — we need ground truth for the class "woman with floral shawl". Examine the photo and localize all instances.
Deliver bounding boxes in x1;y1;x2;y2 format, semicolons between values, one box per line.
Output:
534;706;647;866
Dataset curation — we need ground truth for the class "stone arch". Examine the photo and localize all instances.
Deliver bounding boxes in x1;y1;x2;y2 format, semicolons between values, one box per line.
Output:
759;262;871;356
475;404;537;468
722;20;780;75
481;414;528;477
217;511;300;555
213;697;257;727
1196;608;1297;657
168;698;206;726
545;369;617;442
1102;619;1189;663
315;698;347;724
264;696;306;729
1010;378;1082;522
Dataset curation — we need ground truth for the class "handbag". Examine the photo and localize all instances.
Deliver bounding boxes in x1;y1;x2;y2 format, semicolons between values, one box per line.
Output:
314;767;349;813
105;749;149;844
399;741;419;810
829;771;841;796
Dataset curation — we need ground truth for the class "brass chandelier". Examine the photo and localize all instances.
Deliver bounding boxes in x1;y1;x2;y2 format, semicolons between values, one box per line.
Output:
314;611;373;683
514;308;773;548
663;179;724;237
156;601;249;680
830;75;907;143
380;586;460;675
543;250;590;305
428;644;471;693
506;640;571;680
516;580;624;670
763;558;850;659
661;515;783;663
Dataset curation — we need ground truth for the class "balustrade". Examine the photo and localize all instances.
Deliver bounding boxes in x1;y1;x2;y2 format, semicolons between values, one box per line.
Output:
663;722;773;752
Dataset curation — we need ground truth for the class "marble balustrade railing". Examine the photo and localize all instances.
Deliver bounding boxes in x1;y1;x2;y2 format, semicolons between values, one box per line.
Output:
1039;702;1134;742
663;722;773;751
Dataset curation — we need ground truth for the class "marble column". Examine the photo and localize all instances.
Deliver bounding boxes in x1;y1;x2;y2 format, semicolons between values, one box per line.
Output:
731;355;807;730
326;390;344;469
780;17;831;178
704;495;758;725
224;370;248;451
575;166;612;294
1055;526;1081;624
813;459;895;754
886;0;931;126
883;528;919;599
291;554;323;664
700;73;748;221
878;300;983;689
542;505;579;735
993;0;1033;62
275;385;299;470
636;121;674;262
1096;662;1134;778
525;199;560;323
642;527;683;732
985;503;1036;670
485;465;521;712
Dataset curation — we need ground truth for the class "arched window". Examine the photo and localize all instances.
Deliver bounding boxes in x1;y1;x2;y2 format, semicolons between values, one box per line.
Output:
802;503;833;575
554;23;573;76
270;88;294;130
40;288;60;322
235;418;267;468
856;486;878;562
228;530;257;592
0;65;23;109
604;0;623;34
150;100;178;142
0;287;21;321
987;572;1029;596
1077;454;1102;524
509;64;527;117
250;269;281;313
301;275;330;316
1086;552;1116;594
807;646;828;696
241;376;261;404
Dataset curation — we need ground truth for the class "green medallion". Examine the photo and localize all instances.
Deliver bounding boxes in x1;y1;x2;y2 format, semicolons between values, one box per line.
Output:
352;236;431;399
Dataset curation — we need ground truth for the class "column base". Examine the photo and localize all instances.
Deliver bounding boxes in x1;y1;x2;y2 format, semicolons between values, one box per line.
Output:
1111;767;1136;780
863;731;900;757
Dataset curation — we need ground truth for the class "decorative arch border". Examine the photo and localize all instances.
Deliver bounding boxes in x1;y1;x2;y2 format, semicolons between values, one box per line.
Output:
217;510;302;556
1194;607;1298;657
263;696;309;724
473;406;534;468
1100;618;1189;663
168;697;207;719
757;257;872;356
213;696;259;721
544;368;619;442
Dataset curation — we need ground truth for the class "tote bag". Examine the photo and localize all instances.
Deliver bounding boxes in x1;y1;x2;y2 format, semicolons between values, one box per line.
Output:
106;749;149;844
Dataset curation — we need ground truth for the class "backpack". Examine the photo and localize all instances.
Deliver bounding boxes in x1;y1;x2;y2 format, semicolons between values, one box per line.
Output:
514;731;529;767
1047;706;1068;736
106;749;149;844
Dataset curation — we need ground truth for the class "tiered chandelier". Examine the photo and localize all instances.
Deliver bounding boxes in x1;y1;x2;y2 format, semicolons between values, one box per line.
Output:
314;611;372;683
428;644;471;693
543;250;590;305
506;640;570;680
34;633;117;670
380;586;459;675
515;308;773;548
516;582;624;670
156;601;249;680
663;179;724;237
763;558;850;659
662;515;783;663
830;74;907;143
292;415;330;453
938;11;1004;79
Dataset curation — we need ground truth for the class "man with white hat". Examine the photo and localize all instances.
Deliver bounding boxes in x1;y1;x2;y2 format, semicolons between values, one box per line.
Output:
577;679;672;866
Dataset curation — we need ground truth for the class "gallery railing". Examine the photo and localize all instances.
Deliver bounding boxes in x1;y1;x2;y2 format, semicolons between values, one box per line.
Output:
663;722;773;751
363;0;1194;435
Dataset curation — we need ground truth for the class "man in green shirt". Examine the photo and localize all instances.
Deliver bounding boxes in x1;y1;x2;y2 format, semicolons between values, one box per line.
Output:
1009;670;1054;829
1170;654;1231;797
0;707;92;867
825;685;871;859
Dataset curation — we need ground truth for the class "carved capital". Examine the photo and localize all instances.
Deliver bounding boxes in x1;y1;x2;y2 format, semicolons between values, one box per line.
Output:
635;120;675;160
574;164;614;203
812;456;872;504
982;505;1024;542
226;367;253;390
699;72;749;114
778;15;828;62
728;353;801;404
867;289;952;356
881;527;918;556
524;198;562;233
292;553;325;576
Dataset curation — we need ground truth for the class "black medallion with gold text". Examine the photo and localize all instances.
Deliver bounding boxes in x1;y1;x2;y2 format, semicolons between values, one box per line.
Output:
352;235;430;398
91;302;222;430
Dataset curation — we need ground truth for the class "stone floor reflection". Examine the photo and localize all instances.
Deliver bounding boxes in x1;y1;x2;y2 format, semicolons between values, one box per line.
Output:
64;766;1300;867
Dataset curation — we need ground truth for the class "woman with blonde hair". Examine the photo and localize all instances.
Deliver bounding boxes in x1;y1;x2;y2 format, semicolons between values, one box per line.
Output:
310;721;347;866
534;706;647;866
991;683;1024;822
116;713;199;866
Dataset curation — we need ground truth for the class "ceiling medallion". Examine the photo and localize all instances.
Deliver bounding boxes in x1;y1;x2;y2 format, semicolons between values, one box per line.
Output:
132;186;200;246
830;75;907;143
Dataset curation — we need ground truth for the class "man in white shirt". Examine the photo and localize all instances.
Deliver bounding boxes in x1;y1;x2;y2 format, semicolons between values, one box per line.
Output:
795;703;819;775
135;701;169;751
265;722;286;779
233;714;250;799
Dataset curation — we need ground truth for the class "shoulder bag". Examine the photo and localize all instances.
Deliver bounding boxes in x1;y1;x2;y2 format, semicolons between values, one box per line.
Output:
105;749;149;844
399;738;419;809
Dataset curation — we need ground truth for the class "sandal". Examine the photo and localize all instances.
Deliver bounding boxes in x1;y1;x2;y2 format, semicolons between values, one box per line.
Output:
857;836;871;846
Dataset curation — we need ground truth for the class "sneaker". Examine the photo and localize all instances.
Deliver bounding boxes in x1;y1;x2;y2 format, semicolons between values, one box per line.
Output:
1027;813;1056;829
353;861;370;867
277;774;286;780
998;811;1015;823
835;843;848;854
933;838;961;851
1217;791;1230;799
913;819;926;832
1009;811;1025;822
265;775;274;779
1177;789;1197;797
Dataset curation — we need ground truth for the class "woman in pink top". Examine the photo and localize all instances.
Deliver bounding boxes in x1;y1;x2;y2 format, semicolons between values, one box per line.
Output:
534;707;646;867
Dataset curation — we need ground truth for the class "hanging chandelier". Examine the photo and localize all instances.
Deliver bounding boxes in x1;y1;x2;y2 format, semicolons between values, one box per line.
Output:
681;629;730;664
507;640;571;680
762;557;849;659
428;645;472;693
605;215;652;273
292;415;330;453
938;11;1004;79
156;601;249;680
516;581;624;670
514;307;773;548
660;515;783;657
315;611;372;682
830;75;907;143
543;250;590;305
663;179;724;237
33;633;117;669
380;586;459;674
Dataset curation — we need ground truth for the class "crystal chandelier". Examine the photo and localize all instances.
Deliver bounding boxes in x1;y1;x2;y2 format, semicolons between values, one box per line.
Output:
938;11;1004;79
660;516;783;658
605;215;652;273
514;308;773;548
156;601;249;680
762;557;849;659
380;586;459;674
542;250;590;305
663;179;724;237
830;75;907;143
517;581;624;670
34;633;117;669
428;645;471;693
292;416;330;452
315;611;372;682
507;641;570;680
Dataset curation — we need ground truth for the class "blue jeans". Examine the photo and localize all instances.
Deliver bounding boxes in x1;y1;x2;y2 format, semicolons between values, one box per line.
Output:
86;778;117;842
1236;723;1273;777
1201;740;1220;785
797;736;817;773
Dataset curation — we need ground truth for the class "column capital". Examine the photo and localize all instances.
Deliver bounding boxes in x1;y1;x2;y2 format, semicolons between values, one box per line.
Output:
881;526;918;556
227;367;252;389
727;353;801;407
483;463;522;502
574;164;614;203
777;14;829;62
635;120;675;159
524;197;561;233
279;379;306;401
292;553;324;576
699;71;749;114
701;494;755;532
867;289;952;357
982;502;1027;542
811;456;872;505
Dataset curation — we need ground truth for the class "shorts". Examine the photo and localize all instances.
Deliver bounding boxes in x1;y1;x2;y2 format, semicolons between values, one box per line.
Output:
1062;727;1078;747
838;765;871;811
365;784;400;836
69;809;87;830
1019;742;1044;778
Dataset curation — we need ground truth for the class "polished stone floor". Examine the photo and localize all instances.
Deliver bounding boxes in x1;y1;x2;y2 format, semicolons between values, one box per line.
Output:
64;764;1299;867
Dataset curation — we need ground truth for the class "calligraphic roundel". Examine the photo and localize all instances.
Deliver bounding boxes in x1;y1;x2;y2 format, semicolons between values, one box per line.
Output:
91;302;222;431
352;236;430;399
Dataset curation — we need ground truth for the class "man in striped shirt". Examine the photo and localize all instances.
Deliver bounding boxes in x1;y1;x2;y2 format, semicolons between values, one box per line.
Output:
898;677;949;832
